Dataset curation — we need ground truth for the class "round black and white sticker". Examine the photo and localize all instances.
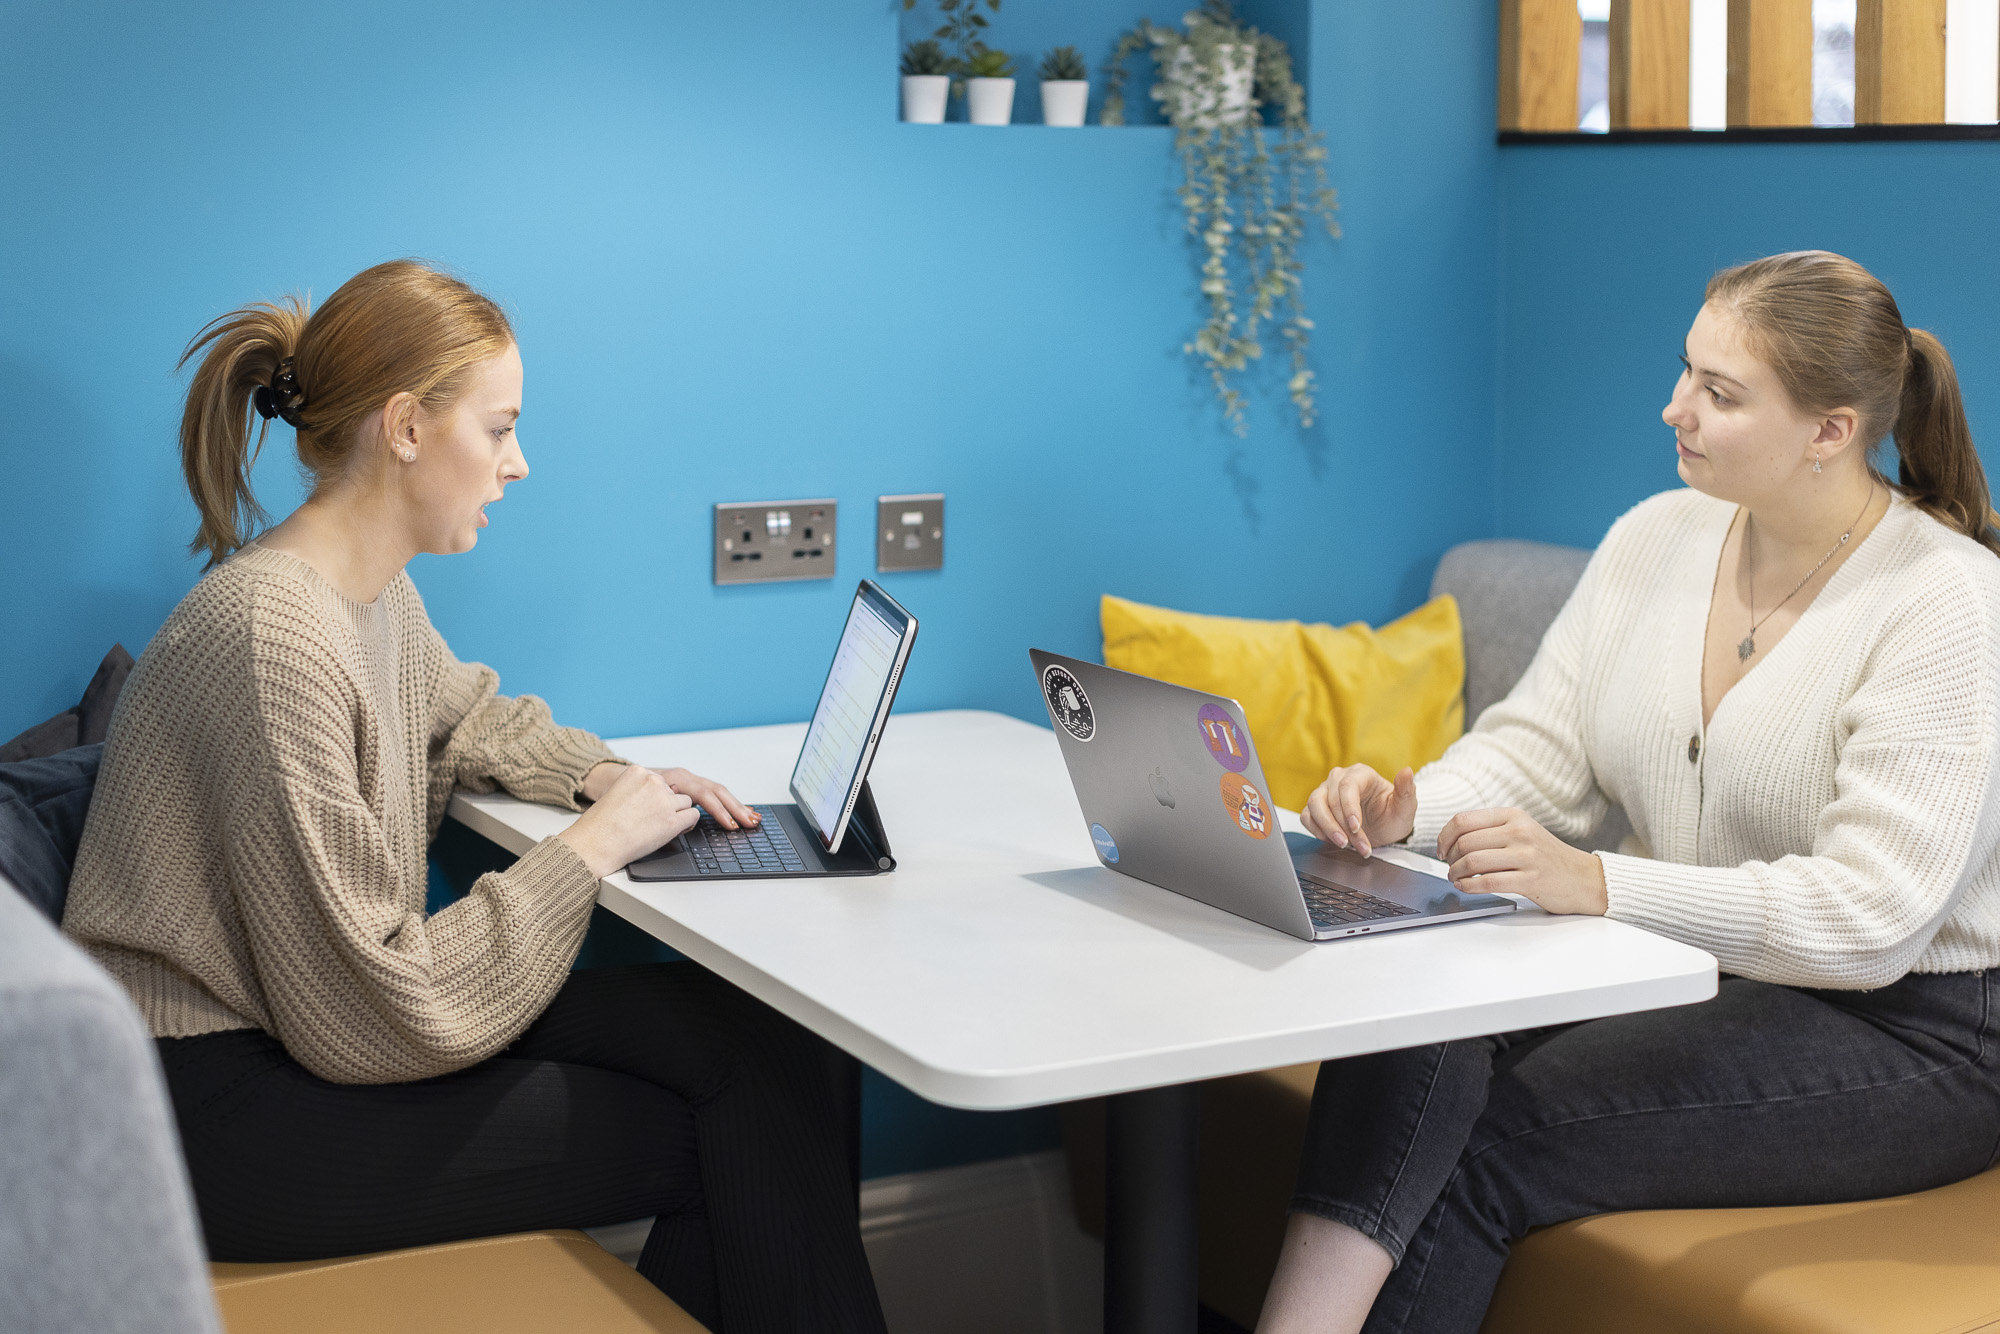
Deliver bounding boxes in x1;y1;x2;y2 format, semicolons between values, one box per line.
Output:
1042;663;1095;742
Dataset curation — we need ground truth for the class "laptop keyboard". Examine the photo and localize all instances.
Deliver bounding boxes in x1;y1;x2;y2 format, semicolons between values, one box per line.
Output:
1300;877;1420;930
684;806;807;876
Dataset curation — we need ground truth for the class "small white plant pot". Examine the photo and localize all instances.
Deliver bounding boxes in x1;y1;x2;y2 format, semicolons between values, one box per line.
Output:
1041;79;1089;127
967;77;1017;126
902;74;950;124
1165;43;1256;128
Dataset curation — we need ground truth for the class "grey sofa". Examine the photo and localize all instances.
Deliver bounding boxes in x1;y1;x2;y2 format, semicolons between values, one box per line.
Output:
0;868;221;1334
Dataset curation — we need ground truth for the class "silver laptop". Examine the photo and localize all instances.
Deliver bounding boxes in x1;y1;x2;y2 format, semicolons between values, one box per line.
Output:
1027;649;1516;942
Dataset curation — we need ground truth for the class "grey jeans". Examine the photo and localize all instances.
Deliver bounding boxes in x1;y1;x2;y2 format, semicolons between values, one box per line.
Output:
1291;969;2000;1334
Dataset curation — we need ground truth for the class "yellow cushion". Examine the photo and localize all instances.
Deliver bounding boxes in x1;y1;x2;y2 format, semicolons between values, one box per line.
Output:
1101;594;1465;810
209;1230;708;1334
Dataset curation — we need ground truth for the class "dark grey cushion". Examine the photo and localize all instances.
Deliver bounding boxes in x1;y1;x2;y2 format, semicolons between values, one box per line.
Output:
1431;539;1630;854
0;745;102;923
0;644;134;764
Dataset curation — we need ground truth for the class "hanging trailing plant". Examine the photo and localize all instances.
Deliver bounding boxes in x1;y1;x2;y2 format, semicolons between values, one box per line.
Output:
1104;2;1338;436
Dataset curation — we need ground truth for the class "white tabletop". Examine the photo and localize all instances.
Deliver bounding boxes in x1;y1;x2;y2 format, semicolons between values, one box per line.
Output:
449;709;1717;1111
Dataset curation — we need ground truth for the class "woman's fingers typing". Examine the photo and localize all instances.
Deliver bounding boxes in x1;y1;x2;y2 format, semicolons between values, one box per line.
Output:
559;765;698;879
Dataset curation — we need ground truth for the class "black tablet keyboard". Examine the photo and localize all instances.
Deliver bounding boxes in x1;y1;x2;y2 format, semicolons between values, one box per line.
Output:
1300;877;1420;930
685;806;807;876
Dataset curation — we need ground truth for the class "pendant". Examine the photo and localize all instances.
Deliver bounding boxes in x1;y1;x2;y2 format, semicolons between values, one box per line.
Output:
1738;634;1756;662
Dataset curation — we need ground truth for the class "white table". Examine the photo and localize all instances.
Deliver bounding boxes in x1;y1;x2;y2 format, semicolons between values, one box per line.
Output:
449;709;1717;1332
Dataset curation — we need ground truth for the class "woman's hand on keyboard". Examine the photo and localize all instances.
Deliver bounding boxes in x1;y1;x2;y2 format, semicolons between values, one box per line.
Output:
654;768;760;830
558;764;700;878
1303;764;1416;858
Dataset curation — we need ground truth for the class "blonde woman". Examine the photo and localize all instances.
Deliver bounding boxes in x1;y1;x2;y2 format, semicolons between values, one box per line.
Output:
1261;251;2000;1333
63;261;886;1333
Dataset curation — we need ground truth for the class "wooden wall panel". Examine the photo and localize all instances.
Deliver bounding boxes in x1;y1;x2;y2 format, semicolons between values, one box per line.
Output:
1856;0;1947;124
1727;0;1812;126
1500;0;1582;131
1611;0;1691;128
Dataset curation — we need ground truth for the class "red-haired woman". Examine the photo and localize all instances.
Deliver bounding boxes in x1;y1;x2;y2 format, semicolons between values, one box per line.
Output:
63;260;886;1333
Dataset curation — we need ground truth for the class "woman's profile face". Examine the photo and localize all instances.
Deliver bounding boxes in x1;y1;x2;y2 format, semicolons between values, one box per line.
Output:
1662;303;1824;506
407;342;527;556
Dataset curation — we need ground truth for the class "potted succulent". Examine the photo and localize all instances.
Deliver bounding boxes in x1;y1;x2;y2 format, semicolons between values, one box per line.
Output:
900;39;951;123
1104;2;1338;436
1039;46;1089;127
963;46;1018;125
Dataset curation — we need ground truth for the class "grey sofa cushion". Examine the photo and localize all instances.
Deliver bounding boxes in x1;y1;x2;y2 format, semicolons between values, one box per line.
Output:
0;744;102;922
0;873;221;1333
1432;539;1630;855
0;644;134;764
1430;541;1592;725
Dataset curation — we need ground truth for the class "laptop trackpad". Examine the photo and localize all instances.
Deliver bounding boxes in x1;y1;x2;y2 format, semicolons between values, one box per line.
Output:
1287;833;1495;914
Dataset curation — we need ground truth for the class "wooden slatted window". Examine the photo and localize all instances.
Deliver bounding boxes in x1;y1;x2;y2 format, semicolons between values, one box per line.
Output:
1500;0;2000;138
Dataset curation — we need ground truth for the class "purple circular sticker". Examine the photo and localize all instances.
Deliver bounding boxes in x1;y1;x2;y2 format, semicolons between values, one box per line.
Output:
1197;703;1250;772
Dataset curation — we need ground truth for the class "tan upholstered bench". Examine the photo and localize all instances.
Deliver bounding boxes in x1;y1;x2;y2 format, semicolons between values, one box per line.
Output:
1065;1063;2000;1332
209;1229;708;1334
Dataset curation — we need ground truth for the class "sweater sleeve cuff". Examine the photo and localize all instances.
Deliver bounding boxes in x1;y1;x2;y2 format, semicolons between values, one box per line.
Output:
510;834;604;915
1408;768;1489;856
1600;851;1765;963
517;732;626;812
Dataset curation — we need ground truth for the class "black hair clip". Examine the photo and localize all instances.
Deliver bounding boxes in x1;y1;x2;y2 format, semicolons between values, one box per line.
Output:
253;358;306;428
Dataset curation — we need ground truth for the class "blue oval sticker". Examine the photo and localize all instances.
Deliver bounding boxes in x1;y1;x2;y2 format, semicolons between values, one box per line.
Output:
1090;823;1120;864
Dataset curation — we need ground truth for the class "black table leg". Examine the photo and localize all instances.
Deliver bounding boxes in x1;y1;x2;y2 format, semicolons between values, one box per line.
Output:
1104;1082;1200;1334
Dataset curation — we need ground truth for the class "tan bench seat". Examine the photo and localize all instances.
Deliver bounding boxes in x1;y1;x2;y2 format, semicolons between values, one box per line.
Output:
1066;1064;2000;1332
209;1229;707;1334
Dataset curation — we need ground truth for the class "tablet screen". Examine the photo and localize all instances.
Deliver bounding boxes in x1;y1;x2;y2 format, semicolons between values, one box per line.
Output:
789;583;913;848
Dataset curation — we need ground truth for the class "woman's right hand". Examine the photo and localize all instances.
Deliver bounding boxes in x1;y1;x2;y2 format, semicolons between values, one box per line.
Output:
1302;764;1417;858
557;764;700;878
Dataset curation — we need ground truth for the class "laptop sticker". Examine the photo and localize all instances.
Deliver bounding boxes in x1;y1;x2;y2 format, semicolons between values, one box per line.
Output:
1197;702;1250;772
1219;772;1272;839
1091;823;1120;863
1042;664;1095;742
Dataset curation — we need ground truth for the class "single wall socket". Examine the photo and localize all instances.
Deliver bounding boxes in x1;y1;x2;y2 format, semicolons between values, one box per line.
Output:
876;493;944;573
713;498;837;584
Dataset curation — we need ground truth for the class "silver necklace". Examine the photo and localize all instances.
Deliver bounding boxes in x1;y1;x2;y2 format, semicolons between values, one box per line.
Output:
1738;485;1876;662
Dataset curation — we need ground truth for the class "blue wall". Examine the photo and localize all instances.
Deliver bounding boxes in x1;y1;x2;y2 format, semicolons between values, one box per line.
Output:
1;0;1500;1176
1496;141;2000;549
1;0;1498;744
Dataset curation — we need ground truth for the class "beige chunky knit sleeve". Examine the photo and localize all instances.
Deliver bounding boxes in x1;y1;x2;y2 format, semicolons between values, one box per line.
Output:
234;600;606;1083
420;618;626;837
63;550;629;1083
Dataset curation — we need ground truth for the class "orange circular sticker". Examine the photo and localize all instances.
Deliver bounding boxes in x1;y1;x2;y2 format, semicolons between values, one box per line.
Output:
1220;773;1272;839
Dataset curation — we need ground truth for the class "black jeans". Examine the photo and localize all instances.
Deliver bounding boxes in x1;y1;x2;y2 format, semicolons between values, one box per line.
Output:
158;962;886;1334
1291;970;2000;1334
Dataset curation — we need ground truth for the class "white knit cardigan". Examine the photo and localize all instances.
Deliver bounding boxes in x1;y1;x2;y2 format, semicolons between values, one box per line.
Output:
1410;488;2000;989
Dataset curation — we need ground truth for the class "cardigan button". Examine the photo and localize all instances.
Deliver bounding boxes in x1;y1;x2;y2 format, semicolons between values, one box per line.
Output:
1687;735;1700;764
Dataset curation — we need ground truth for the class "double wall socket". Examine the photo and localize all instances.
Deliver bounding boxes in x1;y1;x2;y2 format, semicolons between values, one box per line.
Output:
713;499;837;584
876;493;944;573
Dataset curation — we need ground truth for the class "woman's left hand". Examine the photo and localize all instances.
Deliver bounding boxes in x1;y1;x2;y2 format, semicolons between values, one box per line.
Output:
583;763;761;830
1435;808;1607;915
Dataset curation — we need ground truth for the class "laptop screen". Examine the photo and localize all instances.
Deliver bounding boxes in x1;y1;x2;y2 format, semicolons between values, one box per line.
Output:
789;582;915;850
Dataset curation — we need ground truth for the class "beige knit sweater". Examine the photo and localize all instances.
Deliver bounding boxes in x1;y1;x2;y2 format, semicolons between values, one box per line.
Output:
62;544;621;1084
1412;488;2000;989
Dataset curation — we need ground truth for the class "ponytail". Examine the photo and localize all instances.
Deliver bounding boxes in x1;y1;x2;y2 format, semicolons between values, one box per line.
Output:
1707;250;2000;558
177;297;309;569
1895;328;2000;556
172;261;514;571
